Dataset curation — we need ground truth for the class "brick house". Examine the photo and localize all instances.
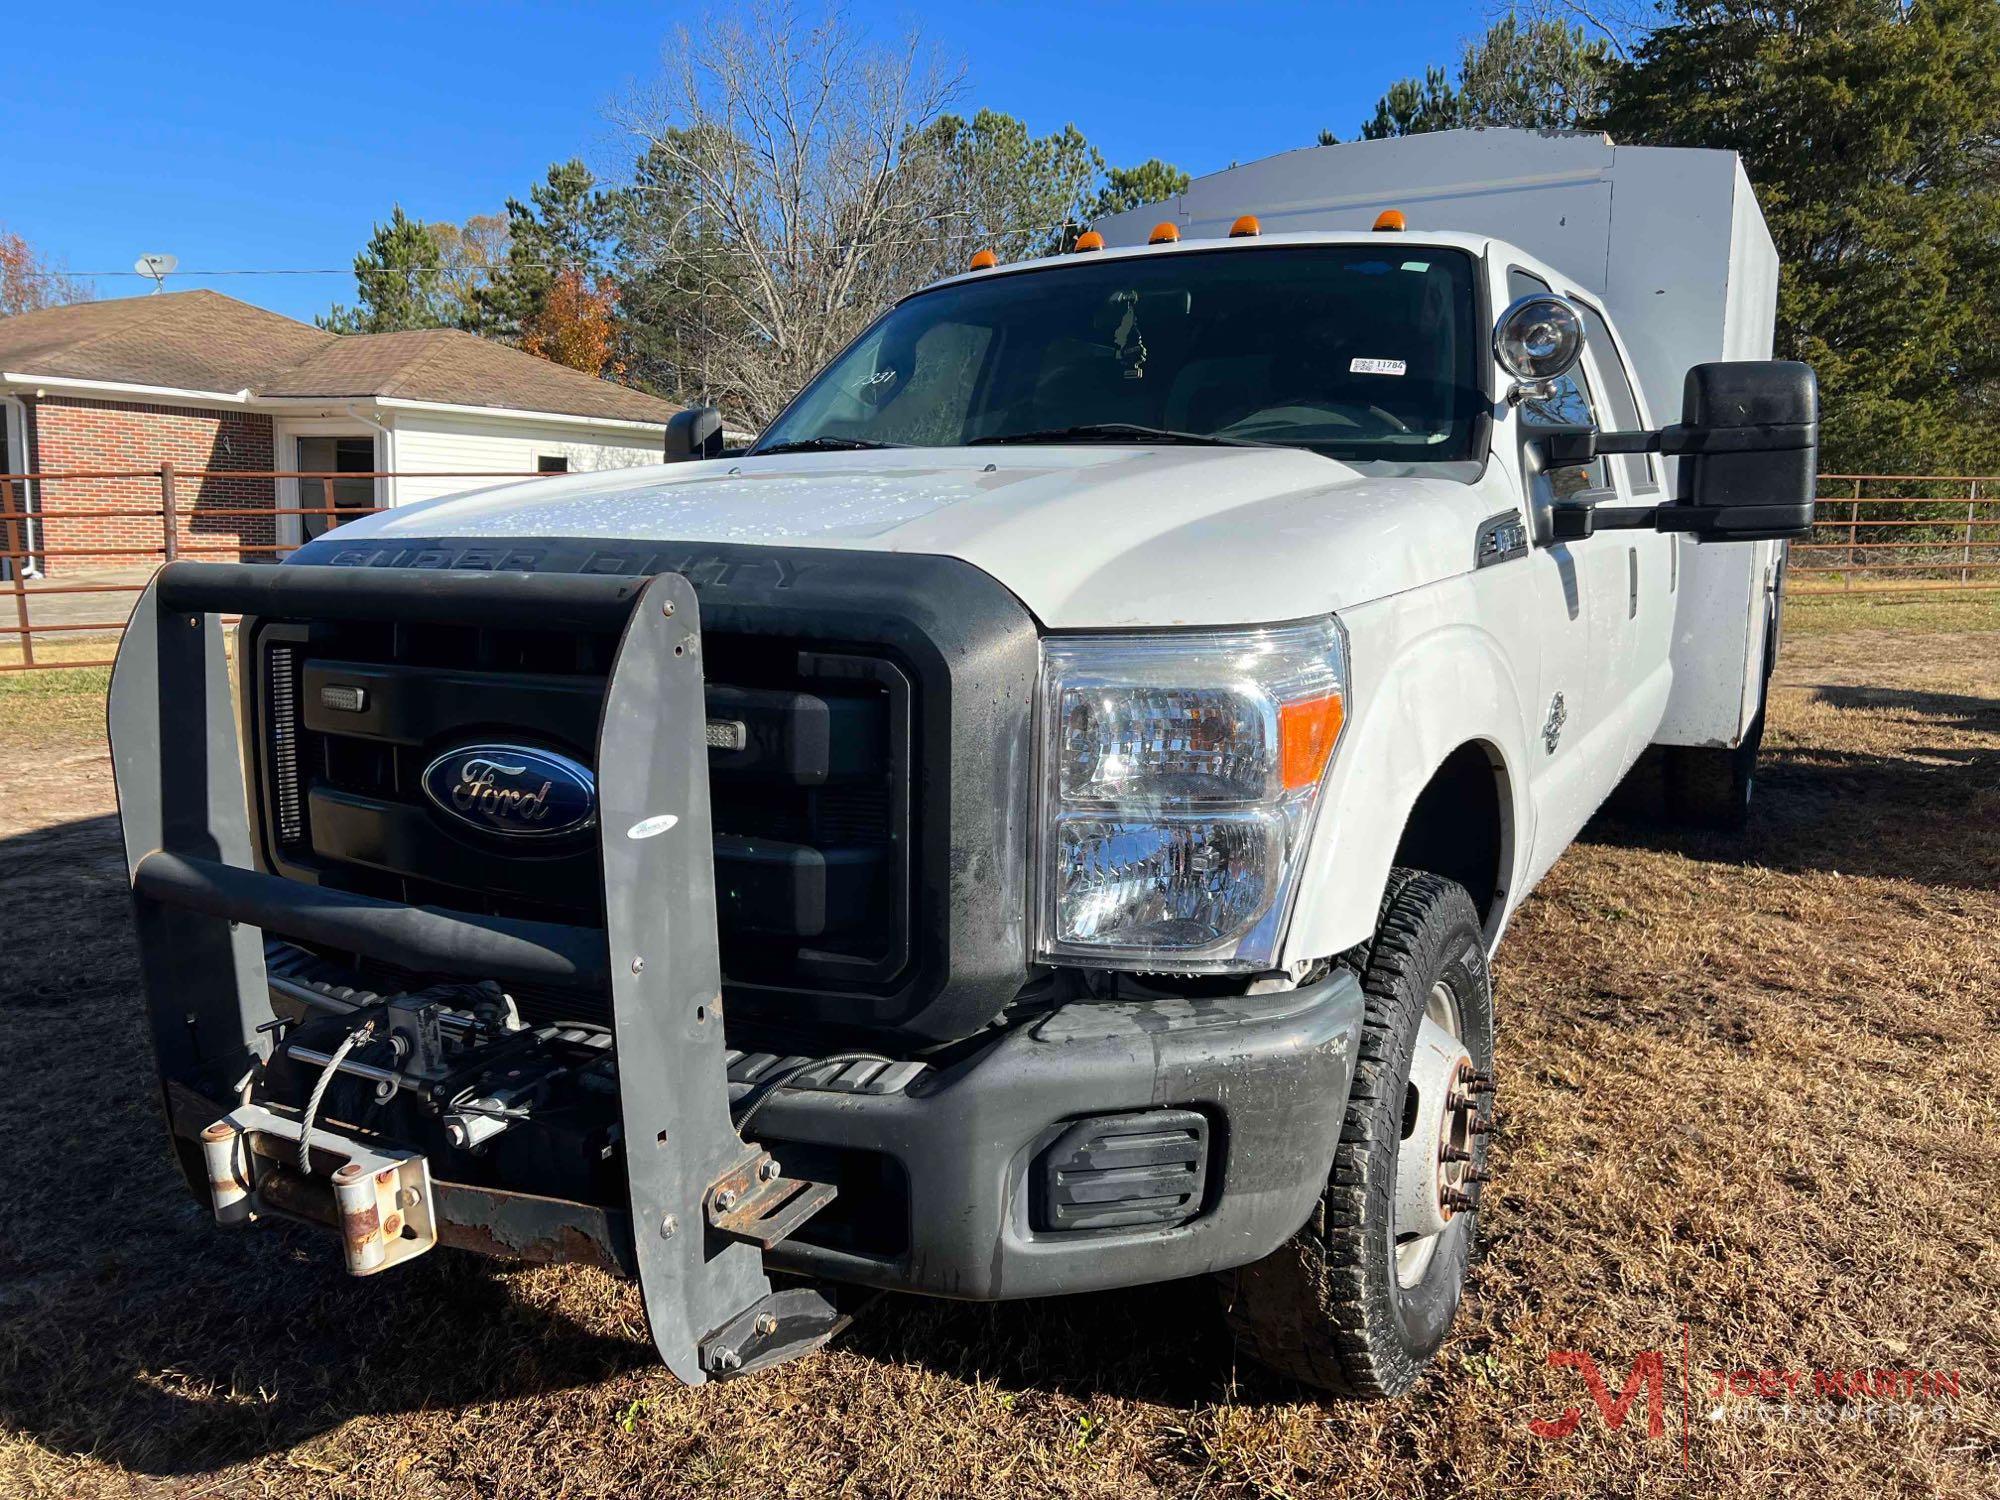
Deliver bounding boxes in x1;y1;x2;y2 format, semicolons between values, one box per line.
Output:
0;291;677;575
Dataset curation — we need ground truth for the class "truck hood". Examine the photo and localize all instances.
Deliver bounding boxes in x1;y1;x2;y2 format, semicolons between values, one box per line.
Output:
325;446;1480;629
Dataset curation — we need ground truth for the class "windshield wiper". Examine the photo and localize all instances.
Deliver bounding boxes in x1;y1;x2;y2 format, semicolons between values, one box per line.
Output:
968;422;1277;449
754;436;908;455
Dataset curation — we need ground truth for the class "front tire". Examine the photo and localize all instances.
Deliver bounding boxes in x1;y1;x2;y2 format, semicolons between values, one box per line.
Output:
1218;869;1495;1397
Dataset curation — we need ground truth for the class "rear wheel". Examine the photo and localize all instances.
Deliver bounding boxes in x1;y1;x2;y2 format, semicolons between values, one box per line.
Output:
1218;869;1495;1397
1663;605;1776;832
1661;700;1765;830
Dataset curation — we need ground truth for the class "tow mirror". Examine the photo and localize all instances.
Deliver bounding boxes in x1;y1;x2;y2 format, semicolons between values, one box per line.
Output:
664;404;725;462
1530;360;1818;544
1671;361;1819;541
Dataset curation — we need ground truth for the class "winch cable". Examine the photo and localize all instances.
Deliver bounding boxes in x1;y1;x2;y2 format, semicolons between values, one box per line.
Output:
298;1017;378;1175
730;1052;894;1133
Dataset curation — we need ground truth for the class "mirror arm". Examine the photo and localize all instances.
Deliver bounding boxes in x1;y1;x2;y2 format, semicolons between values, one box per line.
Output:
1597;422;1817;456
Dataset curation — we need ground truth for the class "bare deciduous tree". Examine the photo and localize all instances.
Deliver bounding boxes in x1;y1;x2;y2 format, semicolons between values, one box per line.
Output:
613;2;968;425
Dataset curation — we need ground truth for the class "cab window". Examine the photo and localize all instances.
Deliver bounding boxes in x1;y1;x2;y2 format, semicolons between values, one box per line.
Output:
1576;302;1659;494
760;246;1488;466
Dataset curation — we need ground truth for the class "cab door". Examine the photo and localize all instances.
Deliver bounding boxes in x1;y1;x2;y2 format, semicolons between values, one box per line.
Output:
1573;300;1676;764
1486;262;1594;881
1513;365;1615;865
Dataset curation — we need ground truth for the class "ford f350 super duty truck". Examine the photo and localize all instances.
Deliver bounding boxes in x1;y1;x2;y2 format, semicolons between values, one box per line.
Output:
109;128;1816;1396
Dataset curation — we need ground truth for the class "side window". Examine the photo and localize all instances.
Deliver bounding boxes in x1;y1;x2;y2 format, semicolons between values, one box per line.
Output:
1507;267;1549;305
1577;304;1659;494
1508;268;1608;495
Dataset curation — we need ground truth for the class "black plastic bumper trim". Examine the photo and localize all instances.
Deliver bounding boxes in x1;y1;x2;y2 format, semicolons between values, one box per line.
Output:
751;970;1367;1299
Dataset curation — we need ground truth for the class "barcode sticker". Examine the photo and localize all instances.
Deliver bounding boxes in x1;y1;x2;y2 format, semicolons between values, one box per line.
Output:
1350;358;1407;376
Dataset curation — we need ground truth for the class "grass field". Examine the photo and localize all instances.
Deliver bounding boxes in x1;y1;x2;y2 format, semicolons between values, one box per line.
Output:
1;603;1995;1498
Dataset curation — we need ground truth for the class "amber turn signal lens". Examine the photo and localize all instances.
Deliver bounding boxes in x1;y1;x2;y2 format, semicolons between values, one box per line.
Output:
969;248;998;270
1373;209;1407;232
1278;693;1346;791
1074;230;1105;252
1228;214;1262;238
1149;222;1181;244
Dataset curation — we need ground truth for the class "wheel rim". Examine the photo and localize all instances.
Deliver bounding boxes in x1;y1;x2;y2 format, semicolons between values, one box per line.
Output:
1393;980;1474;1289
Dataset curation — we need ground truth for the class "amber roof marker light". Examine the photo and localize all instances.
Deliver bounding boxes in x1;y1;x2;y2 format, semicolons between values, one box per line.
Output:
1373;209;1407;232
1149;222;1181;244
1229;214;1262;238
1073;230;1105;253
968;248;998;270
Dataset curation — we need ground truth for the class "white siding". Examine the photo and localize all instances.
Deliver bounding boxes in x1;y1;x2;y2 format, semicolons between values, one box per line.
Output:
390;411;664;506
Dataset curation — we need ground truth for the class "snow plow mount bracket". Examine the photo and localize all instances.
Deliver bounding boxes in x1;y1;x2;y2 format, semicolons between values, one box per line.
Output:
107;561;786;1386
704;1147;839;1250
200;1102;438;1276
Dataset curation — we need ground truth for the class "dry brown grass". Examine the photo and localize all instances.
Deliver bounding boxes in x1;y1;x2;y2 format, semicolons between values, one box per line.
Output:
1;610;1995;1499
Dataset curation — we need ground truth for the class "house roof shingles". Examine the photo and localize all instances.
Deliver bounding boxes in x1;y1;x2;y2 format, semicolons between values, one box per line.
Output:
258;327;674;424
0;290;673;425
0;289;333;393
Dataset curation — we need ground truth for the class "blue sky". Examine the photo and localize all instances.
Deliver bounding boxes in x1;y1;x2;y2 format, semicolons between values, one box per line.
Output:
2;1;1486;325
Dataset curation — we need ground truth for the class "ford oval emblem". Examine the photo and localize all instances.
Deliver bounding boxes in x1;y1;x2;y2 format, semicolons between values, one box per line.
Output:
420;744;597;839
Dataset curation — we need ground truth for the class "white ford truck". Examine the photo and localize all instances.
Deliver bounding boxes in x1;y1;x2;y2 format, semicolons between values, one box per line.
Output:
109;128;1816;1395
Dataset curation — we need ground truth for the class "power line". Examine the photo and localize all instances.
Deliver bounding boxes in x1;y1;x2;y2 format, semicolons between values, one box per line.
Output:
61;214;1096;281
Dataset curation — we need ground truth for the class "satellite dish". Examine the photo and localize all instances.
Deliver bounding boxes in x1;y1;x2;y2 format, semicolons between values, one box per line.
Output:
134;253;178;292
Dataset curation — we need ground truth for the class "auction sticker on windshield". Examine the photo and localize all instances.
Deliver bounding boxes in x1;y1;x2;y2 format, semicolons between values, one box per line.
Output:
1350;357;1407;375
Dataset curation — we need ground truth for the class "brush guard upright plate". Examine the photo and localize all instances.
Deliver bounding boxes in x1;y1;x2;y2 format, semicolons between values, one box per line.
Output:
107;560;838;1384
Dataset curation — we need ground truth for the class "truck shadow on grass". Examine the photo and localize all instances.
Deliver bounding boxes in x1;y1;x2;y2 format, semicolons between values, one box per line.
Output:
0;813;1235;1478
1587;683;2000;892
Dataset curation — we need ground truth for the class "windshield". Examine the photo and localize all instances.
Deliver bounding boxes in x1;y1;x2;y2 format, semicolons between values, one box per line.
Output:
756;245;1485;464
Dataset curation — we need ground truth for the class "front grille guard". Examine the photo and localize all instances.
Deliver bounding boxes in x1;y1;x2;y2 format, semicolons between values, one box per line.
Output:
108;561;838;1384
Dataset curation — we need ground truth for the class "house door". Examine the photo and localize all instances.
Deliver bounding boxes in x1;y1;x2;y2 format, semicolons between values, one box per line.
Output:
296;435;377;540
0;400;29;582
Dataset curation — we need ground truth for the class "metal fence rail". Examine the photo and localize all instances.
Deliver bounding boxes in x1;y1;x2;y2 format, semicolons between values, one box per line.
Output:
3;466;1994;671
0;466;542;671
1789;474;2000;593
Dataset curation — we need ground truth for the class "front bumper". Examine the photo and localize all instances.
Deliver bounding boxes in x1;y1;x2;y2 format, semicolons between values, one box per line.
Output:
109;560;1362;1382
752;973;1364;1299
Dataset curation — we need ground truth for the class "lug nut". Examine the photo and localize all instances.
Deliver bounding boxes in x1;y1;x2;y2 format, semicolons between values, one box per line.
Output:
1468;1116;1496;1136
1440;1144;1473;1164
1465;1168;1491;1184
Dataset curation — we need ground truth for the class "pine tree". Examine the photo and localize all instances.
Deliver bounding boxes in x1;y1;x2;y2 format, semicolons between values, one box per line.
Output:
479;161;616;342
1604;0;2000;472
318;207;455;333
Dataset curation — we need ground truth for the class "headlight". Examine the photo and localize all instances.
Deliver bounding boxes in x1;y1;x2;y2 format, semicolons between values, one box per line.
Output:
1036;619;1348;971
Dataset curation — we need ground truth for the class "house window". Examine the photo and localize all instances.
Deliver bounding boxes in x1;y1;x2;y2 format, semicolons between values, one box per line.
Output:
537;455;569;473
297;435;377;540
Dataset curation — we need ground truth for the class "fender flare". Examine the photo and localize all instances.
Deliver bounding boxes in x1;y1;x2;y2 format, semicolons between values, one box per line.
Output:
1282;619;1535;964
